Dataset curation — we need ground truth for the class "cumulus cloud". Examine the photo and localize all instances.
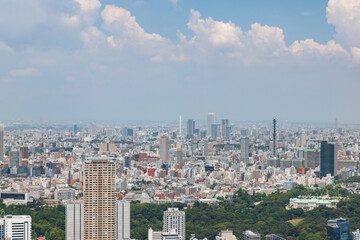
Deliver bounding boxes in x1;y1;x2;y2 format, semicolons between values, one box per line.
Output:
170;0;179;5
8;68;41;77
101;5;164;41
289;39;348;57
327;0;360;47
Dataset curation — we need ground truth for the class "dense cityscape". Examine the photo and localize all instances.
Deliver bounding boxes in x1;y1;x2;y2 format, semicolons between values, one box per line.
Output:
1;115;360;239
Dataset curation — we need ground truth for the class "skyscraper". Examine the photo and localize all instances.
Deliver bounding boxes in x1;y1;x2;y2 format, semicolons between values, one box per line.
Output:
211;124;220;140
320;141;338;177
9;151;22;168
4;215;32;240
0;125;4;163
327;218;350;240
187;119;195;139
207;113;216;137
74;124;78;135
221;119;229;139
83;158;116;240
163;208;185;240
240;138;250;163
160;136;169;164
273;118;277;157
116;200;130;240
66;201;83;240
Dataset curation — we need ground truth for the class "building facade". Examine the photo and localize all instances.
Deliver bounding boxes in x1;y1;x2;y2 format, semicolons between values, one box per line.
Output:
116;200;131;240
66;201;83;240
320;141;338;177
3;215;32;240
163;208;185;240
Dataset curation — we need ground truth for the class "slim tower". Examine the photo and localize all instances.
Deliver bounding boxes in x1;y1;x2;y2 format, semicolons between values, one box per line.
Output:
207;113;216;137
83;158;116;240
179;116;182;137
273;118;276;157
160;136;169;164
116;200;130;240
0;125;4;163
163;208;185;240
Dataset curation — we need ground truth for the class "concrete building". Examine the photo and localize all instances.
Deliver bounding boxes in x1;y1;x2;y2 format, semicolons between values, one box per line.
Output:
4;215;32;240
187;119;195;139
305;149;320;169
160;136;169;164
83;158;116;240
0;125;3;163
55;188;75;201
216;230;237;240
265;234;286;240
327;218;349;240
352;229;360;240
9;151;22;168
211;124;220;140
221;120;229;140
242;230;261;240
66;201;83;240
99;141;118;153
240;138;250;163
116;200;130;240
207;113;216;137
163;208;185;240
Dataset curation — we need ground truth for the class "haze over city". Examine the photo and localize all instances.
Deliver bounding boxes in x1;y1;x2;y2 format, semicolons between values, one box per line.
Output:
1;0;360;122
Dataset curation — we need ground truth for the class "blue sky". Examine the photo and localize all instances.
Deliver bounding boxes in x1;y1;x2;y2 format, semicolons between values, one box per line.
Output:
0;0;360;123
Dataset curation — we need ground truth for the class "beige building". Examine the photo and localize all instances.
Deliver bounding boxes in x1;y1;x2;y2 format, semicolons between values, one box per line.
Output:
99;141;118;153
83;158;116;240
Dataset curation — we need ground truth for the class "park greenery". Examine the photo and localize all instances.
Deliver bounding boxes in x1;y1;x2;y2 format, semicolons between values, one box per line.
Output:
0;184;359;240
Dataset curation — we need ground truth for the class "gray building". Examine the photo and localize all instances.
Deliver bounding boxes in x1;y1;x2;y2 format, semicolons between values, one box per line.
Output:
163;208;185;240
240;138;250;163
207;113;216;137
305;149;320;169
0;125;3;163
187;119;195;139
9;151;22;168
211;124;220;140
242;230;261;240
160;136;169;164
320;141;338;177
66;202;83;240
116;200;131;240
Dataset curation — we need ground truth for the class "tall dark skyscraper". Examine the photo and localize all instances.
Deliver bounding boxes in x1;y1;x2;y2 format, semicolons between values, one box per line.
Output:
187;119;195;139
320;141;338;177
327;218;349;240
221;119;229;139
74;124;78;135
273;118;276;157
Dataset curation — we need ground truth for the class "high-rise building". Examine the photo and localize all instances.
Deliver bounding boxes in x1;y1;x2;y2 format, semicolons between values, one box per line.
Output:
9;151;22;168
83;158;116;240
0;125;4;163
99;141;118;153
3;215;32;240
207;113;216;137
66;201;83;240
160;136;169;164
305;149;320;169
163;208;185;240
124;155;131;168
121;128;134;139
116;200;130;240
20;147;29;159
187;119;195;139
176;149;183;163
221;119;229;139
327;218;350;240
242;230;261;240
240;138;250;163
352;229;360;240
211;124;220;140
74;124;78;135
320;141;338;177
0;218;4;240
273;118;277;157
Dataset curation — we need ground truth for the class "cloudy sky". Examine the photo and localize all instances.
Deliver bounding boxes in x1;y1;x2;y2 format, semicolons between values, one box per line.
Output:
0;0;359;123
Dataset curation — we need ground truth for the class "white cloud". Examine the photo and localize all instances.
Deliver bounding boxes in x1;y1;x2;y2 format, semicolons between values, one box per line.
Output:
289;39;348;57
8;68;41;77
101;5;163;41
0;41;12;52
150;55;163;62
327;0;360;47
187;10;243;48
170;0;179;5
351;47;360;64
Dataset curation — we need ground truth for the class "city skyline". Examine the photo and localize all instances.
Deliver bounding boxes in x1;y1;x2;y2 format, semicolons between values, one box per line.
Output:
0;0;360;122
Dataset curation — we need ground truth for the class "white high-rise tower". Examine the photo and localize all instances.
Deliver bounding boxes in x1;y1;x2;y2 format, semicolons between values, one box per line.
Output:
0;124;4;163
207;113;216;137
163;208;185;240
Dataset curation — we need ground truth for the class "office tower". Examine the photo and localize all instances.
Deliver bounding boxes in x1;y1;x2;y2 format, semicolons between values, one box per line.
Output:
320;141;338;177
300;132;306;147
207;113;216;137
124;155;131;168
0;125;3;163
176;149;183;163
74;124;78;135
242;230;261;240
221;119;229;139
9;151;22;168
116;200;130;240
327;218;350;240
352;229;360;240
273;118;277;157
179;116;182;137
225;126;231;141
163;208;185;240
121;128;134;139
20;147;29;159
265;234;286;240
187;119;195;139
66;201;83;240
4;215;32;240
240;138;250;163
99;141;118;153
0;218;4;240
160;136;169;164
211;124;220;140
83;158;116;240
305;149;320;169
